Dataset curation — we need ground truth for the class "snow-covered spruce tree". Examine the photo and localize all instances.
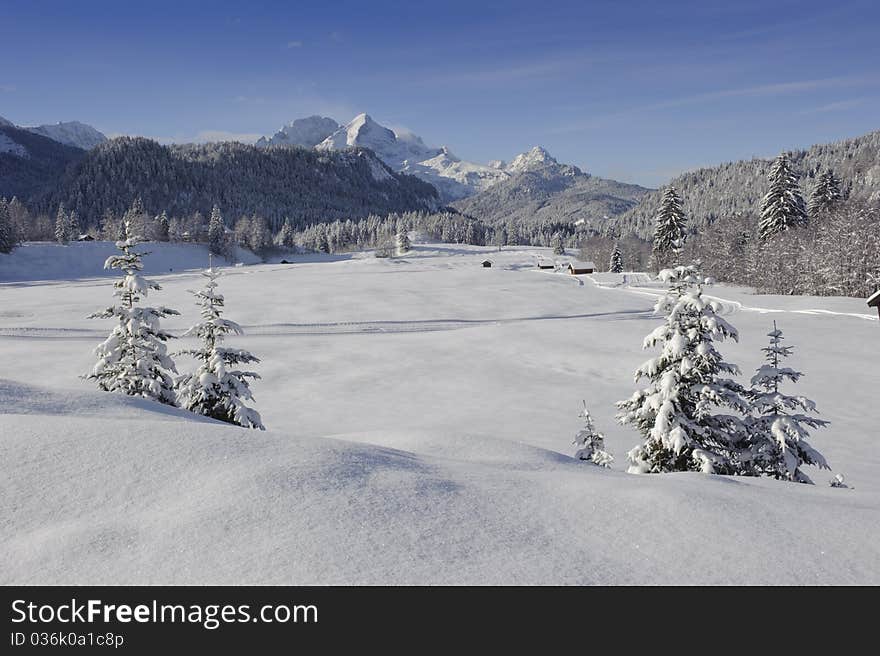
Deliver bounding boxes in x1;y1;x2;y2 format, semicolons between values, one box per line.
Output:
276;219;296;250
758;152;807;241
808;169;843;218
652;186;687;270
551;234;565;255
746;322;829;483
208;205;227;256
84;221;179;404
616;264;751;475
175;264;264;429
68;210;81;240
609;245;623;273
54;204;71;244
573;402;614;467
396;227;411;254
156;211;170;242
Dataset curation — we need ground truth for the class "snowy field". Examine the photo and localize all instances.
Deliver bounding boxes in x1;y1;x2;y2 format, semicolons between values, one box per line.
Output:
1;240;878;584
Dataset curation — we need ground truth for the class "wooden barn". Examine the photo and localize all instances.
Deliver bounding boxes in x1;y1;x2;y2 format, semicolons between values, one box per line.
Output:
567;261;595;275
536;262;555;270
481;260;493;268
868;289;880;319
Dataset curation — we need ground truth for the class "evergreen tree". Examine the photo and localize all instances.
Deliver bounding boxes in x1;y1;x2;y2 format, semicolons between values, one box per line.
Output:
248;216;272;254
156;211;170;242
617;264;751;475
0;198;17;253
808;169;843;217
573;402;614;467
276;219;296;249
758;153;807;241
208;205;226;256
6;197;29;243
396;227;411;254
84;221;179;404
746;322;829;483
122;197;148;238
551;233;565;255
175;263;264;429
68;210;81;240
652;186;687;269
609;245;623;273
54;204;70;244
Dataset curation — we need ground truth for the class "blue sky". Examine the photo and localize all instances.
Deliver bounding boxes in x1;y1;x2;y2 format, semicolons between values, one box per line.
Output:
1;0;878;187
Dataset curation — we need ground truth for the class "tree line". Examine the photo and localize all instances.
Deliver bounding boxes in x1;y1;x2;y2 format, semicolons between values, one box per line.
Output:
649;153;880;298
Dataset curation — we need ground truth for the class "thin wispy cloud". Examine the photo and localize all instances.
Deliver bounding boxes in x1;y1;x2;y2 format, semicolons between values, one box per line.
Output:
286;40;303;48
552;76;880;134
0;84;15;92
643;77;877;111
233;95;266;104
432;61;568;85
798;98;865;114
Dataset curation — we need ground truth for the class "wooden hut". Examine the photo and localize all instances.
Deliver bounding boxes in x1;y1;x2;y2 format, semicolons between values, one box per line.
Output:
868;289;880;320
481;260;493;268
567;261;595;275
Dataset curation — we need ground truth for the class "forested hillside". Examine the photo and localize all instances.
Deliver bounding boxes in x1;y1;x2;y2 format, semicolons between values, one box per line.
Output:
0;125;86;201
32;137;440;228
610;130;880;238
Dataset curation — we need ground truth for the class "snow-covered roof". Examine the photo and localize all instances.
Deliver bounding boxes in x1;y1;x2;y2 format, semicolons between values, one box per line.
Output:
566;260;596;269
867;289;880;307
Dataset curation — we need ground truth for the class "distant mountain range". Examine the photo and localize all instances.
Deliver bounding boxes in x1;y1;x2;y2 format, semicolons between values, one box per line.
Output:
3;110;878;240
258;113;511;201
452;147;650;227
251;112;653;230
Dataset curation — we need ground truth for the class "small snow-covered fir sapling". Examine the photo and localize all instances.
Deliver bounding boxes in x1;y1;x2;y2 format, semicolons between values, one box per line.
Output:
746;322;829;484
609;245;623;273
397;227;411;254
573;402;614;467
829;474;849;489
83;221;179;404
175;262;265;429
616;263;751;475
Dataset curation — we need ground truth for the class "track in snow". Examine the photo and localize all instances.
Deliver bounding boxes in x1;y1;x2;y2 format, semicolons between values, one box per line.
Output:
586;277;878;322
0;309;651;340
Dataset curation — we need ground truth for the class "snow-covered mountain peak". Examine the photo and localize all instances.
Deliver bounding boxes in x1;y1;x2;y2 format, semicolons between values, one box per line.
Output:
0;115;13;127
506;146;557;172
255;115;339;149
318;113;400;154
25;121;107;150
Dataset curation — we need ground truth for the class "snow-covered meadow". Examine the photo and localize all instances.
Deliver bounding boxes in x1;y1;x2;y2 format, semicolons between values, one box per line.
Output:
1;240;878;584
